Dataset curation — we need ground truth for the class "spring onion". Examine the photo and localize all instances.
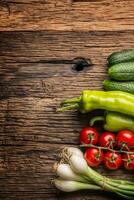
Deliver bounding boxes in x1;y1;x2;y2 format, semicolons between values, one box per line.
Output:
53;179;102;192
69;154;89;175
62;147;84;158
53;163;87;182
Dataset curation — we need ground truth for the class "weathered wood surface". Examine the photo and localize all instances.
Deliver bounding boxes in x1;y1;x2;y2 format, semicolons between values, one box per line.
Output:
0;0;134;31
0;0;134;199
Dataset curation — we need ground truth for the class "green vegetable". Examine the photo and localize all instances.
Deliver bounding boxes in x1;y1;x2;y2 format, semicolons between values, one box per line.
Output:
103;80;134;94
108;49;134;66
90;111;134;132
53;147;134;199
53;179;101;192
108;62;134;81
58;90;134;117
53;163;88;183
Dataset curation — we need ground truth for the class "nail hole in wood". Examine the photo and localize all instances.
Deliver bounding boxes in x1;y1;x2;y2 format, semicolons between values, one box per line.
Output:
72;57;92;72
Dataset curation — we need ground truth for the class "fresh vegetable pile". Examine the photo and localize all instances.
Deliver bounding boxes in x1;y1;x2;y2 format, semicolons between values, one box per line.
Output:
80;127;134;170
53;49;134;199
53;147;134;199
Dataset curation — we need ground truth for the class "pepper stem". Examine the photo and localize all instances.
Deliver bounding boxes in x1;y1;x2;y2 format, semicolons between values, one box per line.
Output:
61;97;81;105
90;116;105;126
57;97;81;112
57;103;79;112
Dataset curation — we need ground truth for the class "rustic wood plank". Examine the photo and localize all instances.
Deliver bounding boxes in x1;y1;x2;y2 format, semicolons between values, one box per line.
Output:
0;192;123;200
0;31;134;63
0;97;103;145
0;75;105;99
0;0;134;31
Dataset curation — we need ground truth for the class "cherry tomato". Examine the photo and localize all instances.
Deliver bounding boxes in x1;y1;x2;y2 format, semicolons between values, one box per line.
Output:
104;151;122;170
84;147;104;167
80;127;99;145
99;132;116;148
122;151;134;170
116;130;134;150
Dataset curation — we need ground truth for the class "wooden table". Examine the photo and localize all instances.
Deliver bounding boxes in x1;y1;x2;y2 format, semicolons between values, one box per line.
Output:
0;0;134;199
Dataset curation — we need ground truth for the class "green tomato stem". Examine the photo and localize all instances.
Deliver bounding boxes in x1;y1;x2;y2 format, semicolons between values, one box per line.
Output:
80;144;134;154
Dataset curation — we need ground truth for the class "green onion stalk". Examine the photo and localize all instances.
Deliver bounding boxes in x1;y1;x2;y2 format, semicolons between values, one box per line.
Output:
53;147;134;199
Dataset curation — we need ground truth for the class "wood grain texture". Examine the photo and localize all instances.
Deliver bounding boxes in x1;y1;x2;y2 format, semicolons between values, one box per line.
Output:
0;29;134;200
0;0;134;31
0;31;134;62
0;0;134;199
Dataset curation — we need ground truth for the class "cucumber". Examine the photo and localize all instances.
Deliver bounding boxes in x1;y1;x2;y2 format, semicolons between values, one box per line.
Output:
103;80;134;94
108;62;134;81
108;49;134;66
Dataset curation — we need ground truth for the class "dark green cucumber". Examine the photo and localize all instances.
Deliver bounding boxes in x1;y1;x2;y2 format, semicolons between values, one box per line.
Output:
108;49;134;66
108;62;134;81
103;80;134;94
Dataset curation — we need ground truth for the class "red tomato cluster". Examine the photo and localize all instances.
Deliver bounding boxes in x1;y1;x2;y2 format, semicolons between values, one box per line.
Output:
80;127;134;170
